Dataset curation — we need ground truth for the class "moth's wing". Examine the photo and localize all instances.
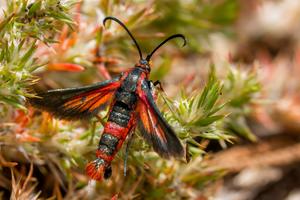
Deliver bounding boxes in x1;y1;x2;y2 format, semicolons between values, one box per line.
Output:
28;77;121;120
136;80;184;158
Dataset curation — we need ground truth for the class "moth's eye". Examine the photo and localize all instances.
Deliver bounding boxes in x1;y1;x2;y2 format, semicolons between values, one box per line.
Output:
140;59;148;65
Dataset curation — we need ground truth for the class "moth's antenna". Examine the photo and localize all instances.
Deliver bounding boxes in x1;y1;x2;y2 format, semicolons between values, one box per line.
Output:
146;34;186;61
103;16;143;60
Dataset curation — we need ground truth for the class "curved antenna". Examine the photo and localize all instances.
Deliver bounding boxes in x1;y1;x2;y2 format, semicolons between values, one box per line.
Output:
146;34;186;61
103;16;143;59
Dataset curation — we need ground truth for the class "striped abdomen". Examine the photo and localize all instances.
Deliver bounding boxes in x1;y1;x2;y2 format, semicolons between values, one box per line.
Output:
87;90;136;180
86;100;136;180
86;70;141;180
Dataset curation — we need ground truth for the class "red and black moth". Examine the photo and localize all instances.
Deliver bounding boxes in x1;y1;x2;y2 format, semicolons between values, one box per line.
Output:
28;16;186;181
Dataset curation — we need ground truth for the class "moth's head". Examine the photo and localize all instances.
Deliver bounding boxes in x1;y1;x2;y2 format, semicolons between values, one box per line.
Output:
136;59;151;73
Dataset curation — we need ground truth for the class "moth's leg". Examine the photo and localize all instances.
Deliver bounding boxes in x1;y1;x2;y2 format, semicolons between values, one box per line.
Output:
89;115;107;144
153;80;165;92
124;127;135;177
89;120;97;145
96;115;106;127
151;81;176;116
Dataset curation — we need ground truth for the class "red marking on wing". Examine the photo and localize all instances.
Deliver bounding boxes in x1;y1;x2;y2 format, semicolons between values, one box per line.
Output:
136;74;184;158
64;81;120;109
64;92;99;109
136;74;166;142
89;92;113;111
60;84;119;116
137;101;167;142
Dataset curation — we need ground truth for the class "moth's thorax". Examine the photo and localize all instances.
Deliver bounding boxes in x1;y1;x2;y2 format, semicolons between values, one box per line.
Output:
121;67;142;92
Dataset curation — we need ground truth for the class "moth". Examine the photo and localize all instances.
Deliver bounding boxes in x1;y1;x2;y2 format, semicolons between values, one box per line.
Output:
28;16;185;181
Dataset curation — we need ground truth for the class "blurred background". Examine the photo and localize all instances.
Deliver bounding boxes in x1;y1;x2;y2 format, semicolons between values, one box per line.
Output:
1;0;300;199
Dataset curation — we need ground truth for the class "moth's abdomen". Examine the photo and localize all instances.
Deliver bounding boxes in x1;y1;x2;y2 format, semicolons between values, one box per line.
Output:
86;101;135;181
98;101;135;160
108;102;132;127
86;68;141;181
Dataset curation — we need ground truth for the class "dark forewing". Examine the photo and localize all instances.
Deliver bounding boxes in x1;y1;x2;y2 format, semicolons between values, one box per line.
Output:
28;77;121;120
137;79;184;158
